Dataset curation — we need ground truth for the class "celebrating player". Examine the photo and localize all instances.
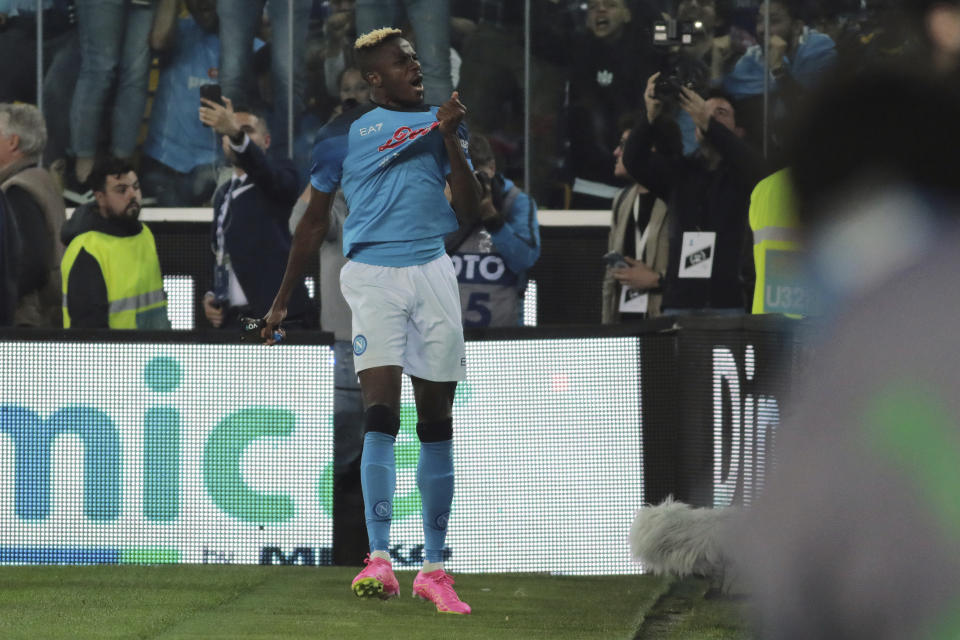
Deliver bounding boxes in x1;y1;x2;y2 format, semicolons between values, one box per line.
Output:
262;28;481;614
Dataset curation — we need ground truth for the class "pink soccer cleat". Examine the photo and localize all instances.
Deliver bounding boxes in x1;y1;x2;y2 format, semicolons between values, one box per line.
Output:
412;569;472;614
351;554;400;600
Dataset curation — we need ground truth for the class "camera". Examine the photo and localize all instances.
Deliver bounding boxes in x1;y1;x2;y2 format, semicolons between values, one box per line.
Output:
475;171;506;211
652;18;706;47
654;53;709;102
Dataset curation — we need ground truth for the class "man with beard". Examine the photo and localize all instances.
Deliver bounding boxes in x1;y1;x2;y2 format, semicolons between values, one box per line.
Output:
198;98;313;330
262;28;481;613
60;157;170;329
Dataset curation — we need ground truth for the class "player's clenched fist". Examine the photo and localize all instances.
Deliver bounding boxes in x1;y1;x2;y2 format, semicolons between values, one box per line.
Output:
436;91;466;135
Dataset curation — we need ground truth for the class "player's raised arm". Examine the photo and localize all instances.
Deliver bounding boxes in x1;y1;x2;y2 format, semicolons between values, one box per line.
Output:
438;91;482;226
262;186;333;343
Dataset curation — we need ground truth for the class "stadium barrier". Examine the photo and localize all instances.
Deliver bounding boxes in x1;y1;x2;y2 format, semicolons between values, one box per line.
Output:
0;317;802;573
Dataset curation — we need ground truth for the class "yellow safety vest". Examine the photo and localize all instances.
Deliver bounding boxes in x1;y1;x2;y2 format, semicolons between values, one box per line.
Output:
61;225;170;329
749;169;809;316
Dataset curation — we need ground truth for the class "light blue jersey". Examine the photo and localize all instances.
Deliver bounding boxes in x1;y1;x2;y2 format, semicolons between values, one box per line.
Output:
310;102;470;267
143;18;221;173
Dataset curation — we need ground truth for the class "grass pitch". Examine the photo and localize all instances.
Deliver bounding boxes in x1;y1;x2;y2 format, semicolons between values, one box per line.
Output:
0;566;753;639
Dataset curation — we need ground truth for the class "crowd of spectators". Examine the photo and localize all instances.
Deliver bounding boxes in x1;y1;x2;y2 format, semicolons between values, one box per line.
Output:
0;0;952;327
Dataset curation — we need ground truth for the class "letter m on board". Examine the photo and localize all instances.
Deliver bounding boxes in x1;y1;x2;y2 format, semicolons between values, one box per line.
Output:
0;405;121;521
260;547;316;566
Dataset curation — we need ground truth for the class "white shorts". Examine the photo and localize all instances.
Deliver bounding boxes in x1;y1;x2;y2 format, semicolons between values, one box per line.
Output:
340;254;466;382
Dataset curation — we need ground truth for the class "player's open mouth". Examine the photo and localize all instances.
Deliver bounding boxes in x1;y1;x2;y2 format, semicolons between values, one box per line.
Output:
411;74;423;88
595;17;609;30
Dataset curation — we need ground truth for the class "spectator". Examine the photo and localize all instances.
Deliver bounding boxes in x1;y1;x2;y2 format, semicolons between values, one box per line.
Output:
723;0;836;151
294;65;369;190
725;0;836;99
69;0;157;187
198;97;313;330
0;1;80;186
216;0;312;160
290;186;366;564
140;0;221;207
446;134;540;327
623;73;768;315
0;0;77;105
354;0;450;105
452;0;567;205
0;188;19;327
566;0;660;209
603;114;682;322
0;103;66;327
60;156;170;329
321;0;358;101
329;66;370;122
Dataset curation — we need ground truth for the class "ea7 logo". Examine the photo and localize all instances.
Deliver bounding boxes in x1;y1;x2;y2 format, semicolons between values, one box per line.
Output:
359;123;383;136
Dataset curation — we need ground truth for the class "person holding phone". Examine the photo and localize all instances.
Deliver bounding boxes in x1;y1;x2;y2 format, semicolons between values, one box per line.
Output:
602;114;682;322
198;96;314;331
141;0;221;207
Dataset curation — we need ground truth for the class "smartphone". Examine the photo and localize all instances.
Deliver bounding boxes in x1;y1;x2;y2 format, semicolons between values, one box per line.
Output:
199;84;222;128
199;83;222;105
603;251;629;269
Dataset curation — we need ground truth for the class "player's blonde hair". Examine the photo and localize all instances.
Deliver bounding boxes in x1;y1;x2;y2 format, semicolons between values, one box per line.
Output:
354;27;403;51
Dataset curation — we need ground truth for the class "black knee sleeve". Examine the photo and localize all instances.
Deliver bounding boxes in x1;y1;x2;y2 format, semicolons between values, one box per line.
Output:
416;417;453;443
364;404;400;438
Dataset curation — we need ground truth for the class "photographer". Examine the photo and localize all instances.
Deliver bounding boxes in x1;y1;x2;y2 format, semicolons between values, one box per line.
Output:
653;0;744;154
445;135;540;327
621;72;768;315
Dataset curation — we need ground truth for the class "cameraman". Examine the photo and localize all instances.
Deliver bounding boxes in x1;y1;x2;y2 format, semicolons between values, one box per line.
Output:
445;135;540;327
621;73;769;315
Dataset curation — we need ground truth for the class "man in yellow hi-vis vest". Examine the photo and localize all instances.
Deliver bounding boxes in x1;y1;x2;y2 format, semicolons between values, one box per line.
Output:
749;168;810;316
60;157;170;329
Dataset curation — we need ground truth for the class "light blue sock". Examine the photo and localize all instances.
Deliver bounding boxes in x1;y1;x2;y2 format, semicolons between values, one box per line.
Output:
418;439;454;564
361;431;396;552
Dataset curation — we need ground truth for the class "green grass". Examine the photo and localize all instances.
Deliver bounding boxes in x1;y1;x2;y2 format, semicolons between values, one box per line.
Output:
0;566;754;639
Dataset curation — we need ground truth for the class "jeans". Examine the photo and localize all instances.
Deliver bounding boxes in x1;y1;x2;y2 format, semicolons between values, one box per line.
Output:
140;155;219;207
70;0;156;158
216;0;311;159
333;340;364;478
354;0;451;106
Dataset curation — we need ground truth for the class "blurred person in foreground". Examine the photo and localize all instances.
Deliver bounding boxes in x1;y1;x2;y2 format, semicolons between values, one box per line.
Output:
141;0;221;207
446;134;540;327
727;63;960;638
603;114;682;322
60;157;170;329
199;98;313;331
0;103;65;327
622;73;768;315
261;28;481;613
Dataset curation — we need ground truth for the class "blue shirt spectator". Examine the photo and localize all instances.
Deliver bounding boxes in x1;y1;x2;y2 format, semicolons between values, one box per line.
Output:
141;0;222;206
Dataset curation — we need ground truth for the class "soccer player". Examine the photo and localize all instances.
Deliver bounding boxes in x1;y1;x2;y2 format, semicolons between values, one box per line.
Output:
262;28;481;615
